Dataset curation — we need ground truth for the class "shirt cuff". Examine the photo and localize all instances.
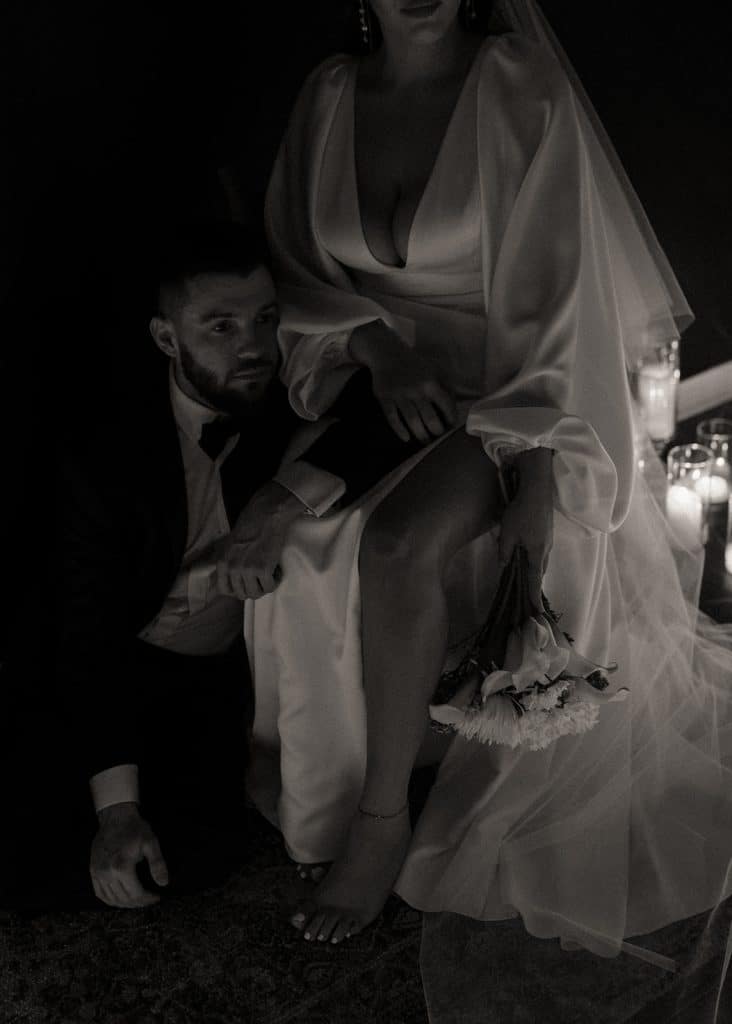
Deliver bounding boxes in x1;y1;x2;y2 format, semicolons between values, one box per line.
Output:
273;460;346;518
89;764;140;813
188;561;216;615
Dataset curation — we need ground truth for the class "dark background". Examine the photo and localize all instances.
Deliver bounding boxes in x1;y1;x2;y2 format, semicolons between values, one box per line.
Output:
2;1;731;664
1;1;731;923
4;0;732;381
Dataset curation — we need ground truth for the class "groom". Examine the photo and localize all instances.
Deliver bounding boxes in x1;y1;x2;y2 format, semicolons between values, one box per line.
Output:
50;222;414;911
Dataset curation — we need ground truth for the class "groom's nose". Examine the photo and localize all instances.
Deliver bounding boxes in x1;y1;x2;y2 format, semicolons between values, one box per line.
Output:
244;319;279;361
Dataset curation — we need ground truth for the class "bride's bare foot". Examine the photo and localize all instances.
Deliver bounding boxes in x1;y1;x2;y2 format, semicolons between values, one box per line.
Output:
290;804;412;944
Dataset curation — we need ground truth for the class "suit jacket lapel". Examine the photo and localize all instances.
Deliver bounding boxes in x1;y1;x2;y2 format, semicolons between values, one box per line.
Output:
129;369;188;626
156;392;188;569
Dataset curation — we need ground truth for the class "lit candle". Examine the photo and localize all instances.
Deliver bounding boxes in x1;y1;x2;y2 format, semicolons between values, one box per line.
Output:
694;474;730;504
638;364;676;442
666;484;704;547
726;544;732;575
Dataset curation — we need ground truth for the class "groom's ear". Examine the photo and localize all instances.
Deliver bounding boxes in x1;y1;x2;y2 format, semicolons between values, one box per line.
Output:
149;316;177;358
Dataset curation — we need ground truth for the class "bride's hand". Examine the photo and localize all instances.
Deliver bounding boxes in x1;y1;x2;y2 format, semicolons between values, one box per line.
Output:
348;321;457;443
498;449;554;614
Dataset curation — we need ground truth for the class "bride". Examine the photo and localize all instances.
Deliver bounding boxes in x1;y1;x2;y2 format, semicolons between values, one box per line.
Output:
247;0;732;971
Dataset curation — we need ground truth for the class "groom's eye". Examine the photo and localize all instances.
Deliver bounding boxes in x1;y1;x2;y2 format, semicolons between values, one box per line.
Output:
255;311;278;326
210;319;235;334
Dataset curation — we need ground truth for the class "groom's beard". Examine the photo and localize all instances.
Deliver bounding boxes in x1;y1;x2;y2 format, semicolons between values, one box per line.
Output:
179;346;278;418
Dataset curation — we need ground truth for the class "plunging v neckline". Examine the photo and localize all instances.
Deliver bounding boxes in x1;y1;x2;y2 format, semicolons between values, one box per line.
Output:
351;43;485;271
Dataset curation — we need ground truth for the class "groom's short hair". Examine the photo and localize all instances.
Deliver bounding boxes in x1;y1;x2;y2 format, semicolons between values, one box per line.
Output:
155;221;270;317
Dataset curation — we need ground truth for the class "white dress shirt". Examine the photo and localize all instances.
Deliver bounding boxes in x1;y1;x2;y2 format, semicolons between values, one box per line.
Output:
90;371;345;812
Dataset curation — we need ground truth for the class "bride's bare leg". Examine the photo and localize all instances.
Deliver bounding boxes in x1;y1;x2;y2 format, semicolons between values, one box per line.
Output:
293;429;501;942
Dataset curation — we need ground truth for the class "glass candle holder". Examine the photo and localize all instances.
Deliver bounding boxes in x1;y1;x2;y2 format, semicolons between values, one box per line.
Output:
666;443;714;548
636;348;678;451
696;418;732;505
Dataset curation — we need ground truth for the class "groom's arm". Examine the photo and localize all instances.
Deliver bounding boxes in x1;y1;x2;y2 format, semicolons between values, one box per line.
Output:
199;373;426;600
57;445;169;907
57;446;145;795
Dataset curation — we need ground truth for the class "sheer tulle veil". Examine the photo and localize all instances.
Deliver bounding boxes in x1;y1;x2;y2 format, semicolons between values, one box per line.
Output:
495;0;694;359
419;4;732;1021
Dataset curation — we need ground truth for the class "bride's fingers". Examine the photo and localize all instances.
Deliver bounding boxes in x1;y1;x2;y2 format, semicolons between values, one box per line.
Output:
397;400;430;443
381;399;411;442
428;384;457;429
414;397;447;437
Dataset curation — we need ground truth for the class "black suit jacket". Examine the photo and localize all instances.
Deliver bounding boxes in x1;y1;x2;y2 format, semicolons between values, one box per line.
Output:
56;364;422;781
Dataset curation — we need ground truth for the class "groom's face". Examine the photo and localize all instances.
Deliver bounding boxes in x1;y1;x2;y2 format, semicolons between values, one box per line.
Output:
153;265;281;415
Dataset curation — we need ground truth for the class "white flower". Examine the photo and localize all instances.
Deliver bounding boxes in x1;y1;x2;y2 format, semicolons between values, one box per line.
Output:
458;695;523;748
522;680;571;712
502;616;570;690
479;669;515;699
569;676;629;706
517;699;601;751
429;601;626;752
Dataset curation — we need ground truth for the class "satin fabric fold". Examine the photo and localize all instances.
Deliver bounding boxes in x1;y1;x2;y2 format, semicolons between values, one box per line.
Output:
254;28;732;979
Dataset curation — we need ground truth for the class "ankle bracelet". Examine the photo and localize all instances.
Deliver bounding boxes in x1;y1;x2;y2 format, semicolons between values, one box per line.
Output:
358;802;408;821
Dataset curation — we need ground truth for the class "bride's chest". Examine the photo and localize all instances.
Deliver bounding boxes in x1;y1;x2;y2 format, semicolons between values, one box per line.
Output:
354;90;466;223
316;67;482;273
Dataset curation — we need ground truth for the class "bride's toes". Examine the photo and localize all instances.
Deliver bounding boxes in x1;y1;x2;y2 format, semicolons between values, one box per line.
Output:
315;912;341;943
290;900;315;932
331;916;359;944
303;910;328;942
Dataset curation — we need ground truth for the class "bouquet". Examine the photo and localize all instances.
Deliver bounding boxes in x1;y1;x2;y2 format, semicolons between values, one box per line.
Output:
429;543;628;752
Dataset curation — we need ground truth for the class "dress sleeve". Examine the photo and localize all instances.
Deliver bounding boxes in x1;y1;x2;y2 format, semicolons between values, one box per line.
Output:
265;58;416;420
467;37;635;536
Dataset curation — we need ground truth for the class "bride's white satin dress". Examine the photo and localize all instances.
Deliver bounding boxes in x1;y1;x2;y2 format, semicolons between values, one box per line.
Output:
249;32;732;957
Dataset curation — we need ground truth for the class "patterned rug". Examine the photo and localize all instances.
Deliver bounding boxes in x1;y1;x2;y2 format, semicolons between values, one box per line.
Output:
2;793;730;1023
0;810;427;1024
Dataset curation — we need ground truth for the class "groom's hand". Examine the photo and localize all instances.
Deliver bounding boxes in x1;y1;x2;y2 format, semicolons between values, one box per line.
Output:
90;802;169;908
214;481;305;600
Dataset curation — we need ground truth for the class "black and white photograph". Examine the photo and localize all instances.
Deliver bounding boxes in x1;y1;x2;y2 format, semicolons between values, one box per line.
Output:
2;1;732;1021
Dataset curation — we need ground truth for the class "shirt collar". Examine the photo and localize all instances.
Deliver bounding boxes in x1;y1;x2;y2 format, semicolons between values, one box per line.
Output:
169;364;222;446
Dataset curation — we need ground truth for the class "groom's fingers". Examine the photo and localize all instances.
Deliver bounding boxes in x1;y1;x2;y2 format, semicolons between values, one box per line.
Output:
220;566;244;600
92;876;112;906
214;558;236;598
258;570;281;596
143;837;169;888
115;872;159;908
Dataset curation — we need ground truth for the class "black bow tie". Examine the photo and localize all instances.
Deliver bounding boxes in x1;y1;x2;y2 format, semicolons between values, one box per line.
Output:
198;417;244;460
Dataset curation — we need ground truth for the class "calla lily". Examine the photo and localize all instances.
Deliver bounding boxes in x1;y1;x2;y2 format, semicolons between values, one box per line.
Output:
568;676;629;706
429;545;626;751
479;668;516;700
502;616;571;688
